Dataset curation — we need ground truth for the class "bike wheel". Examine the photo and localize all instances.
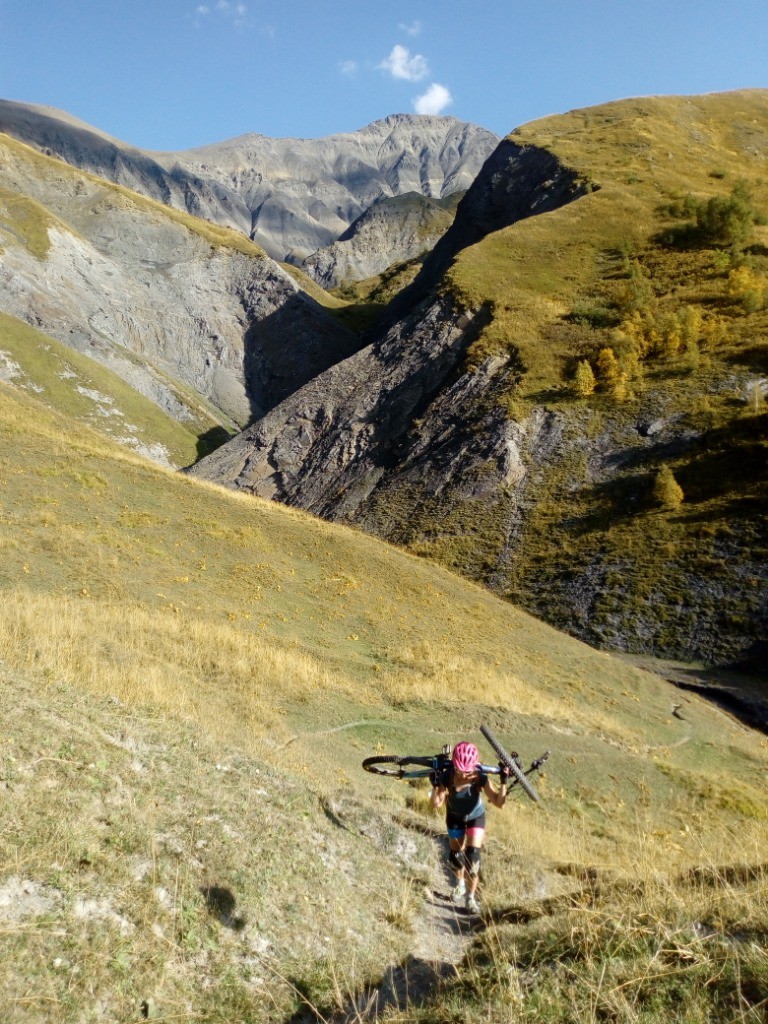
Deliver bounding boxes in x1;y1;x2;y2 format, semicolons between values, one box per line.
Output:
362;755;406;777
480;725;540;802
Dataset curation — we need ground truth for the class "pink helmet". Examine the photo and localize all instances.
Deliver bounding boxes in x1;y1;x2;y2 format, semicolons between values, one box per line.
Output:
452;741;479;773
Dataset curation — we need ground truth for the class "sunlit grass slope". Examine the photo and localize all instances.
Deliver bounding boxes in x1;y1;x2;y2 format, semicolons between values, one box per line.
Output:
0;312;231;466
2;380;767;1021
448;90;768;392
2;379;767;857
377;863;768;1024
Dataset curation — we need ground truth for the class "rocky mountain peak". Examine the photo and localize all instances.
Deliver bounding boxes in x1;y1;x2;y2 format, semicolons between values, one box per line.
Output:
0;99;499;266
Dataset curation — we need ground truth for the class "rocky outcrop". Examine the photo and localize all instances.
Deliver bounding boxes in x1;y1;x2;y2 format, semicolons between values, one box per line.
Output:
0;136;358;428
301;192;461;289
187;294;489;509
0;102;498;265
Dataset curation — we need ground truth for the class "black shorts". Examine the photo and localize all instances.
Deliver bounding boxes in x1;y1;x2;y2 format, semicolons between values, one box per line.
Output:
446;812;486;838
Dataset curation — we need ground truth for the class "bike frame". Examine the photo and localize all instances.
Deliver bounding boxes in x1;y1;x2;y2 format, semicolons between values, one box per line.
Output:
362;730;550;801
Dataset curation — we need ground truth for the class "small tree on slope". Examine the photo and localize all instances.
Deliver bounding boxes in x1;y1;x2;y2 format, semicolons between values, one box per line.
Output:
653;465;684;510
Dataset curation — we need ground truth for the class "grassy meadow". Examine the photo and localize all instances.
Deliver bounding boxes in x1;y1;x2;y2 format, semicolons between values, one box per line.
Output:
448;91;768;387
1;374;767;1021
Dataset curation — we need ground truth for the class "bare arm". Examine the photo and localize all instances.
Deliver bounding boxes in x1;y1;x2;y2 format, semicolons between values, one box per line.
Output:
484;777;507;809
430;785;447;810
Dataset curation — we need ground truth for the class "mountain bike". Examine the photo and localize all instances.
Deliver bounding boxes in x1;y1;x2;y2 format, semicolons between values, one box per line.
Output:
362;724;549;802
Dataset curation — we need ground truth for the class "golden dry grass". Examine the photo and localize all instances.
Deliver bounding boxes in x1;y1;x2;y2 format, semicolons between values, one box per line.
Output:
1;367;767;1022
0;589;344;750
400;850;768;1024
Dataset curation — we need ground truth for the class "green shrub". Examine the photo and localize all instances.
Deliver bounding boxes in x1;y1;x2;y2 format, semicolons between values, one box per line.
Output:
695;180;760;249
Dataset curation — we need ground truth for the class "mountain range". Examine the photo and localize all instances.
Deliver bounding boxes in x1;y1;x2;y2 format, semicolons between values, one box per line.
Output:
0;100;498;276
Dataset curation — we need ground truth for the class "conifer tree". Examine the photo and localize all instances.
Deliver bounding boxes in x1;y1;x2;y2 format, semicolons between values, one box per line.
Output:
653;465;684;509
595;347;620;390
573;359;596;397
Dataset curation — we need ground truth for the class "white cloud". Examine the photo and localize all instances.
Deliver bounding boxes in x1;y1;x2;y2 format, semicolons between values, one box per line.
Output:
339;60;358;77
194;0;247;26
399;20;422;36
414;83;453;116
378;44;429;82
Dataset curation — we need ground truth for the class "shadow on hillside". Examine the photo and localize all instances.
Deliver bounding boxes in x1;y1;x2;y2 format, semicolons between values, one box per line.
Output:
677;493;767;525
328;301;387;337
568;414;768;533
201;885;247;931
284;954;465;1024
242;295;365;420
616;651;768;733
195;426;236;461
320;799;349;832
285;833;478;1022
725;344;768;373
285;929;491;1024
671;675;768;733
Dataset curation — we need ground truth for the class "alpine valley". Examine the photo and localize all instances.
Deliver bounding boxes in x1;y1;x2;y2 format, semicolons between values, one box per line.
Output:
1;89;767;1024
1;92;766;671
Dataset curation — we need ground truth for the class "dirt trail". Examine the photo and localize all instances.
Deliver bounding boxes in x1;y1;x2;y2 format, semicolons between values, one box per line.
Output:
318;833;479;1024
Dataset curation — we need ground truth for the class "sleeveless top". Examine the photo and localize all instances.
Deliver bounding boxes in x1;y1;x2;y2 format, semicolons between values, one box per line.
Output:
438;765;488;822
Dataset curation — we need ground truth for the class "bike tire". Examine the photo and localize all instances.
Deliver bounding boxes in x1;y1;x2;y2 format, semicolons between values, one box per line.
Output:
480;725;540;802
362;755;406;777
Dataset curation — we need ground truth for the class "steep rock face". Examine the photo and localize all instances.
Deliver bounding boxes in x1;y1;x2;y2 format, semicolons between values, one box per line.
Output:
301;191;461;289
187;293;489;512
0;137;358;428
348;359;563;560
0;102;498;264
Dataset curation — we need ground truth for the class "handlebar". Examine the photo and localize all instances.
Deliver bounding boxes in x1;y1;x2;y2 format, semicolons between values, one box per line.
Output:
460;753;548;782
480;750;549;780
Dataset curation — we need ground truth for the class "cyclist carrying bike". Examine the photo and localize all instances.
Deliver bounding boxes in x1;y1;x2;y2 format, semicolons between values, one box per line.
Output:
429;740;509;914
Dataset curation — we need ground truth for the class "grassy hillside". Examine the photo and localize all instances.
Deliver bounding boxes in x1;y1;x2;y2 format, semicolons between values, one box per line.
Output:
393;92;768;666
376;862;768;1024
1;377;767;1019
0;312;233;466
448;92;768;385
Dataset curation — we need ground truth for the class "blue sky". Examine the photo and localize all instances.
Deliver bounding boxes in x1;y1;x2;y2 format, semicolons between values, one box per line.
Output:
0;0;766;150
